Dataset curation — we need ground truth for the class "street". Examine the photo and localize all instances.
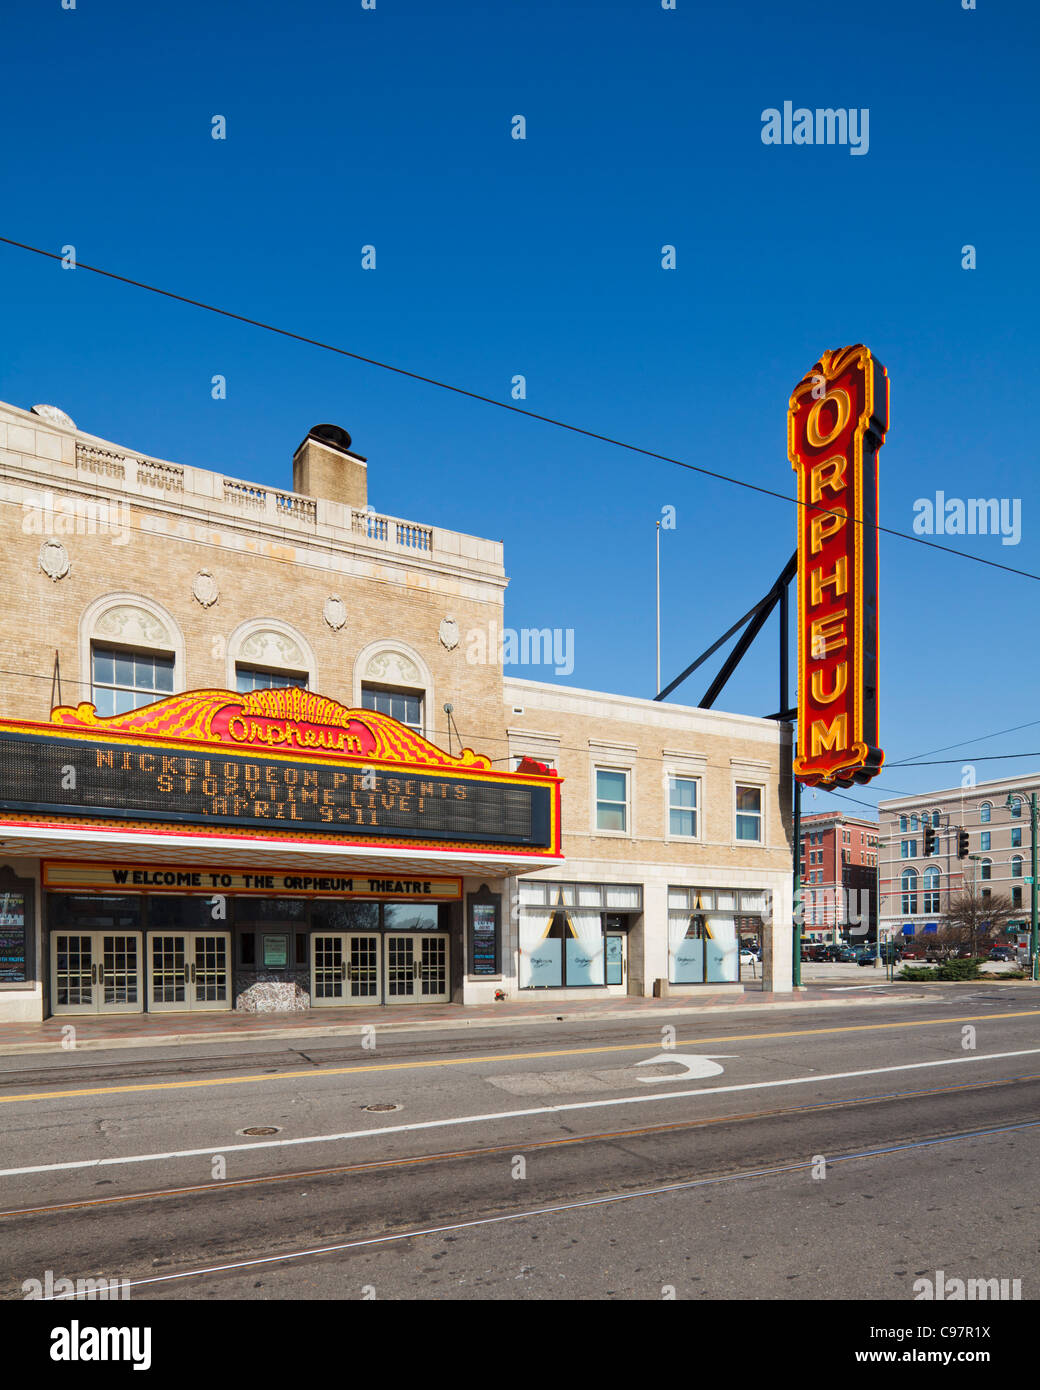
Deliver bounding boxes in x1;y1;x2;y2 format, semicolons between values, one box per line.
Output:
1;986;1036;1301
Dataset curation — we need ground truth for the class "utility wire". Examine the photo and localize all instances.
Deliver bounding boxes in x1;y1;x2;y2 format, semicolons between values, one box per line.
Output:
2;234;1039;584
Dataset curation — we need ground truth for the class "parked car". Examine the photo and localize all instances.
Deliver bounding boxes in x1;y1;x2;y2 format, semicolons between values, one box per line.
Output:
989;948;1013;962
900;947;925;960
857;951;878;966
739;948;758;965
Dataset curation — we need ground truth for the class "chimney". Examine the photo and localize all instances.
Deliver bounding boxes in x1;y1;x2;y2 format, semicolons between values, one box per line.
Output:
292;424;368;509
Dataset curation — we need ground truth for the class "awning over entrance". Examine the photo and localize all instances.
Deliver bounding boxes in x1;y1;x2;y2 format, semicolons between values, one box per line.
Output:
0;686;564;880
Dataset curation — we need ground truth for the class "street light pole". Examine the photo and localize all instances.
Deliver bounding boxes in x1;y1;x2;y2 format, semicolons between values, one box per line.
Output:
1031;793;1038;982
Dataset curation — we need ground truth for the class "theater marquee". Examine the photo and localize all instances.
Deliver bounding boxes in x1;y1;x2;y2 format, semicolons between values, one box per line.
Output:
789;344;889;788
0;688;562;857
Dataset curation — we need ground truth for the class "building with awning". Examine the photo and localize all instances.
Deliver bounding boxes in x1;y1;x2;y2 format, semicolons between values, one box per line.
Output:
0;399;793;1021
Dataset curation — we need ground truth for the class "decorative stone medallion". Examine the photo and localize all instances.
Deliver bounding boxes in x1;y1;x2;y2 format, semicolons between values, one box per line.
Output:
192;570;219;608
323;595;347;631
39;540;70;582
439;616;460;651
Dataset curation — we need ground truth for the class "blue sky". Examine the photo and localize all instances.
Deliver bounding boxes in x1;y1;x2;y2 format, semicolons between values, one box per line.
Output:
1;0;1038;819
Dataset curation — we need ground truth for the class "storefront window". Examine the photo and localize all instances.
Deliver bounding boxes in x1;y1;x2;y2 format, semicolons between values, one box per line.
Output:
383;903;440;931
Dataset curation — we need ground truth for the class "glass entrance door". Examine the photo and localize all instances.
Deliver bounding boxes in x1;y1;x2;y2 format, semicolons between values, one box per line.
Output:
384;933;450;1003
311;934;380;1006
605;932;627;986
52;932;143;1015
148;933;231;1012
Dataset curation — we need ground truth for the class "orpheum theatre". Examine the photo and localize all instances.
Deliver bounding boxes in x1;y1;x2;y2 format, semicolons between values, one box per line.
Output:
0;396;795;1022
0;685;560;1016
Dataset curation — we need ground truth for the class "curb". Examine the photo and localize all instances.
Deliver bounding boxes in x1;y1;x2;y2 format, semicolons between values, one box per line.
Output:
0;990;941;1057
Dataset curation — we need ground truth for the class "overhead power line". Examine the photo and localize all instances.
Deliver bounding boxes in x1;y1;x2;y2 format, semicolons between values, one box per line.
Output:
2;234;1039;584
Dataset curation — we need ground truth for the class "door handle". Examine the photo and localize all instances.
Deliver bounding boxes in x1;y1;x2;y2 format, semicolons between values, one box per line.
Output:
343;963;351;980
91;964;97;984
413;959;422;979
190;963;196;984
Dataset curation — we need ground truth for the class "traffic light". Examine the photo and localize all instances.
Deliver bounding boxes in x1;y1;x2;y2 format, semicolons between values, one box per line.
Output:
923;824;937;856
957;830;970;858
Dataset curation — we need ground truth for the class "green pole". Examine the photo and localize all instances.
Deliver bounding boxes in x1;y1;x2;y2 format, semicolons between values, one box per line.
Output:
1032;793;1038;982
793;775;802;987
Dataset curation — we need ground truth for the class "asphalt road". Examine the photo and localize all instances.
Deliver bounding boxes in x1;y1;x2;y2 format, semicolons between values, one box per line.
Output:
0;984;1037;1301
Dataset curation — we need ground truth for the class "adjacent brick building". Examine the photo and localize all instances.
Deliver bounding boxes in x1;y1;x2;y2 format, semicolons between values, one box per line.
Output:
799;810;879;943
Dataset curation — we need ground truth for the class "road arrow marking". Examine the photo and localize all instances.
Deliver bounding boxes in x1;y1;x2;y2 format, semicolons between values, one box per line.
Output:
634;1052;734;1081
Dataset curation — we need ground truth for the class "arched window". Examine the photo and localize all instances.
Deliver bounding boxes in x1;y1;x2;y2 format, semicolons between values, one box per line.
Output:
923;866;940;914
353;640;433;737
980;858;992;881
1012;856;1023;879
899;815;908;832
932;811;941;827
980;802;992;824
1010;797;1023;819
910;814;919;832
226;620;316;693
79;594;185;714
901;867;918;915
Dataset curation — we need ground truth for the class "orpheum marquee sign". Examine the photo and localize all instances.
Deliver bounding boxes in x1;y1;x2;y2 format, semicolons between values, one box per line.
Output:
0;688;561;856
789;344;889;788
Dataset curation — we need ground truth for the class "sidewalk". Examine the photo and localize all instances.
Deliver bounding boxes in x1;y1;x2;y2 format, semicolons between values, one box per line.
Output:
0;983;938;1056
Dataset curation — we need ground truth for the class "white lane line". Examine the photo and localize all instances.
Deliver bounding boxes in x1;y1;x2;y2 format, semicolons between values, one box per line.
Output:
2;1047;1038;1180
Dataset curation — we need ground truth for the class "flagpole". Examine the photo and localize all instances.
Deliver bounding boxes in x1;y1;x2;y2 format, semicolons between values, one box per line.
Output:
656;520;661;696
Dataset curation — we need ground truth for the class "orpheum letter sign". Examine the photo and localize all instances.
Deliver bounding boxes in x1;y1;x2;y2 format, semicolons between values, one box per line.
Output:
789;344;889;787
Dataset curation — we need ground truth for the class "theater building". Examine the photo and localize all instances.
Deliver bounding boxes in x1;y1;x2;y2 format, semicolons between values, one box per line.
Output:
0;398;794;1022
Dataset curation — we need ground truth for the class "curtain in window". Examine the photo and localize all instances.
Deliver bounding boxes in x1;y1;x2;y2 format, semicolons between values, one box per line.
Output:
565;908;604;985
705;914;738;982
519;909;558;988
669;911;702;983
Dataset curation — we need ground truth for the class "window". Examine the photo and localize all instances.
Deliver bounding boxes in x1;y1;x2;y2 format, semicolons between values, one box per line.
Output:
735;785;763;842
1012;856;1023;879
1013;886;1023;907
923;866;940;914
901;868;918;915
981;832;991;851
932;811;940;827
668;777;699;837
980;859;991;881
595;769;629;833
980;802;992;824
361;684;423;733
236;665;308;692
901;839;917;858
1012;826;1022;848
91;645;174;716
899;816;908;832
1010;797;1023;818
910;814;918;832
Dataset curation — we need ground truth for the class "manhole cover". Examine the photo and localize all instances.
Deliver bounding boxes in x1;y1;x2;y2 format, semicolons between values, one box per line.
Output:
362;1103;401;1113
238;1126;282;1136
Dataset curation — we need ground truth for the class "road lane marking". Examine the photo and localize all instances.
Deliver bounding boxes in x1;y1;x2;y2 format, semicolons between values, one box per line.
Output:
5;1071;1035;1220
38;1116;1040;1298
2;1009;1038;1105
2;1047;1039;1179
635;1053;733;1081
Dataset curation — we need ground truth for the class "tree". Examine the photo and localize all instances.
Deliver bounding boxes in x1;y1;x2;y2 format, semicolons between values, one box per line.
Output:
937;887;1017;958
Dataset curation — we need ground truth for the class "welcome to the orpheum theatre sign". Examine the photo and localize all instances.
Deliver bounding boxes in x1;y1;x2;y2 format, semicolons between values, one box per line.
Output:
0;687;561;855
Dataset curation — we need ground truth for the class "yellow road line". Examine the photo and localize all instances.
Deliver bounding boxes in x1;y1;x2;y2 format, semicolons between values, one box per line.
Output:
0;1009;1037;1105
